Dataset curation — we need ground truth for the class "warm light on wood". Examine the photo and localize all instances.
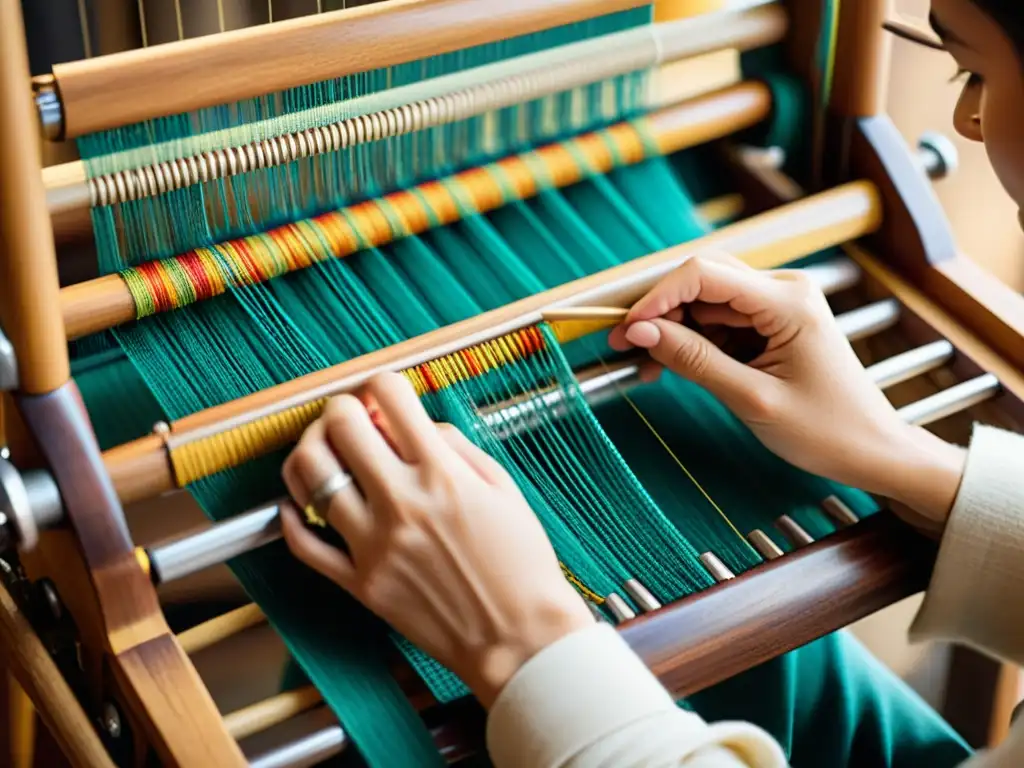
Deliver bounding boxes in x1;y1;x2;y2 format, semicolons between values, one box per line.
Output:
177;604;267;655
0;0;69;394
52;0;650;138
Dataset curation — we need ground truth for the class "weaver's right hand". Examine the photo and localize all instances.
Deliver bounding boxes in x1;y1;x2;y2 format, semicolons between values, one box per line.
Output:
608;252;967;531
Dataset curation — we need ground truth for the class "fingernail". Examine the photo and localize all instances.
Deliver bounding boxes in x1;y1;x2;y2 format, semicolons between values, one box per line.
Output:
624;320;660;349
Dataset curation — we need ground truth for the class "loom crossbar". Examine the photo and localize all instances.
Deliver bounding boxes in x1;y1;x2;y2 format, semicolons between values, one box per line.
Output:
49;0;656;138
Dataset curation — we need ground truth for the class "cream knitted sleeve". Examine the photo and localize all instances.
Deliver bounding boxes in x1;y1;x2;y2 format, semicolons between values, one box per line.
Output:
910;424;1024;664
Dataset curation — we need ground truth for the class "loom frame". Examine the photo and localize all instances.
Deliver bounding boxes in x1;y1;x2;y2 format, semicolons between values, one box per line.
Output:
1;0;1024;765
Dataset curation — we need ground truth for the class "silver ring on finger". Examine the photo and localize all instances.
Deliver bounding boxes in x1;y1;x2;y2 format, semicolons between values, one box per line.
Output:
304;471;354;526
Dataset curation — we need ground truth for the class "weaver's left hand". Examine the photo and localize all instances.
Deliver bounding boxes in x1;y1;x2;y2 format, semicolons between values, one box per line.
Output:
280;372;593;708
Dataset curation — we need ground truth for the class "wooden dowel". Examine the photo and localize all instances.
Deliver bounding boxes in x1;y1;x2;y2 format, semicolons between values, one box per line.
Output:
44;5;785;220
101;180;881;505
0;0;69;394
60;83;773;341
51;0;650;139
223;685;323;741
177;604;266;655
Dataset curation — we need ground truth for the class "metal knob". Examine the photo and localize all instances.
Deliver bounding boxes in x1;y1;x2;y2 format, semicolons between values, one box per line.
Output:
0;459;63;553
917;131;959;180
31;76;64;142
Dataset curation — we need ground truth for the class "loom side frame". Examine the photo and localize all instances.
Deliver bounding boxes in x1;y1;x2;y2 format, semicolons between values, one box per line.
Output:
2;2;245;766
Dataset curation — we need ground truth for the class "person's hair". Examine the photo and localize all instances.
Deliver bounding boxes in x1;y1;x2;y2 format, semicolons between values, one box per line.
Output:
972;0;1024;59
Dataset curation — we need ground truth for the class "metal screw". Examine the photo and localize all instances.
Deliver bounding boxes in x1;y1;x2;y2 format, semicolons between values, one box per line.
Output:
101;702;121;739
917;131;959;180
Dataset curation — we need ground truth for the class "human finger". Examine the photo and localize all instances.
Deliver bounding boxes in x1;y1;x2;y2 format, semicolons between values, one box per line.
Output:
321;394;408;507
623;317;778;419
282;420;374;544
627;256;788;325
689;303;756;328
436;423;513;488
360;372;452;465
280;503;356;589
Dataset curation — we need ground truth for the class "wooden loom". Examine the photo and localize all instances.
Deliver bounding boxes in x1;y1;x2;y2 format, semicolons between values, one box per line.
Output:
2;0;1024;765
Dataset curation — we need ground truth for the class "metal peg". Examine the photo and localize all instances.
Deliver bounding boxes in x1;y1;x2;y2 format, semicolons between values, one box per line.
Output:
248;722;346;768
699;552;735;582
603;593;636;623
775;515;814;548
917;131;958;180
0;459;62;552
32;76;64;142
747;530;783;561
623;579;661;612
821;495;858;527
148;503;282;585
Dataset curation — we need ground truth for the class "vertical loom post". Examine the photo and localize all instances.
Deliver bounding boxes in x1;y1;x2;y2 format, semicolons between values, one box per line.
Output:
829;0;892;118
0;0;70;395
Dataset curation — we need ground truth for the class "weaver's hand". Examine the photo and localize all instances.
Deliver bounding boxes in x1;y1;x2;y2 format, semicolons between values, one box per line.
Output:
608;252;967;529
280;373;592;708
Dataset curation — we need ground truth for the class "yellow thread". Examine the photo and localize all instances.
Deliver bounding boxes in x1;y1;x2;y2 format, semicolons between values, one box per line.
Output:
304;505;328;527
583;346;756;554
560;563;603;604
171;328;546;487
617;387;751;548
135;547;152;577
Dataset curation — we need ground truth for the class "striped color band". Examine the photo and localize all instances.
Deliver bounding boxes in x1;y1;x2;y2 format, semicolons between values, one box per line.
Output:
120;118;653;320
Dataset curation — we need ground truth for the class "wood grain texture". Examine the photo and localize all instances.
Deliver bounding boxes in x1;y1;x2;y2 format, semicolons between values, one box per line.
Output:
113;636;246;766
922;256;1024;372
0;0;69;393
829;0;891;118
850;115;958;271
848;246;1024;407
382;514;934;758
15;385;242;767
52;0;648;138
100;181;882;503
620;513;934;697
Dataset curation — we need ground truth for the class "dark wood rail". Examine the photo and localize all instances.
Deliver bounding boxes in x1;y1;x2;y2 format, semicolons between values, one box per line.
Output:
395;511;935;762
622;511;934;697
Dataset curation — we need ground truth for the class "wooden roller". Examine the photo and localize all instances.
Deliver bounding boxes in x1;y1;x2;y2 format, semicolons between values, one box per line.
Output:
44;0;651;139
59;81;773;341
43;2;786;220
98;179;882;506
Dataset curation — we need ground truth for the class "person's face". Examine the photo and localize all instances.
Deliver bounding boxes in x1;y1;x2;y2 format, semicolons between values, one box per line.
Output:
930;0;1024;229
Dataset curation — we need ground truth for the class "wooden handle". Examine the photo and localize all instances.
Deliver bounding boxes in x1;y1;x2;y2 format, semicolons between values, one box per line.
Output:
0;0;69;394
52;0;647;139
100;181;881;505
60;84;772;341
